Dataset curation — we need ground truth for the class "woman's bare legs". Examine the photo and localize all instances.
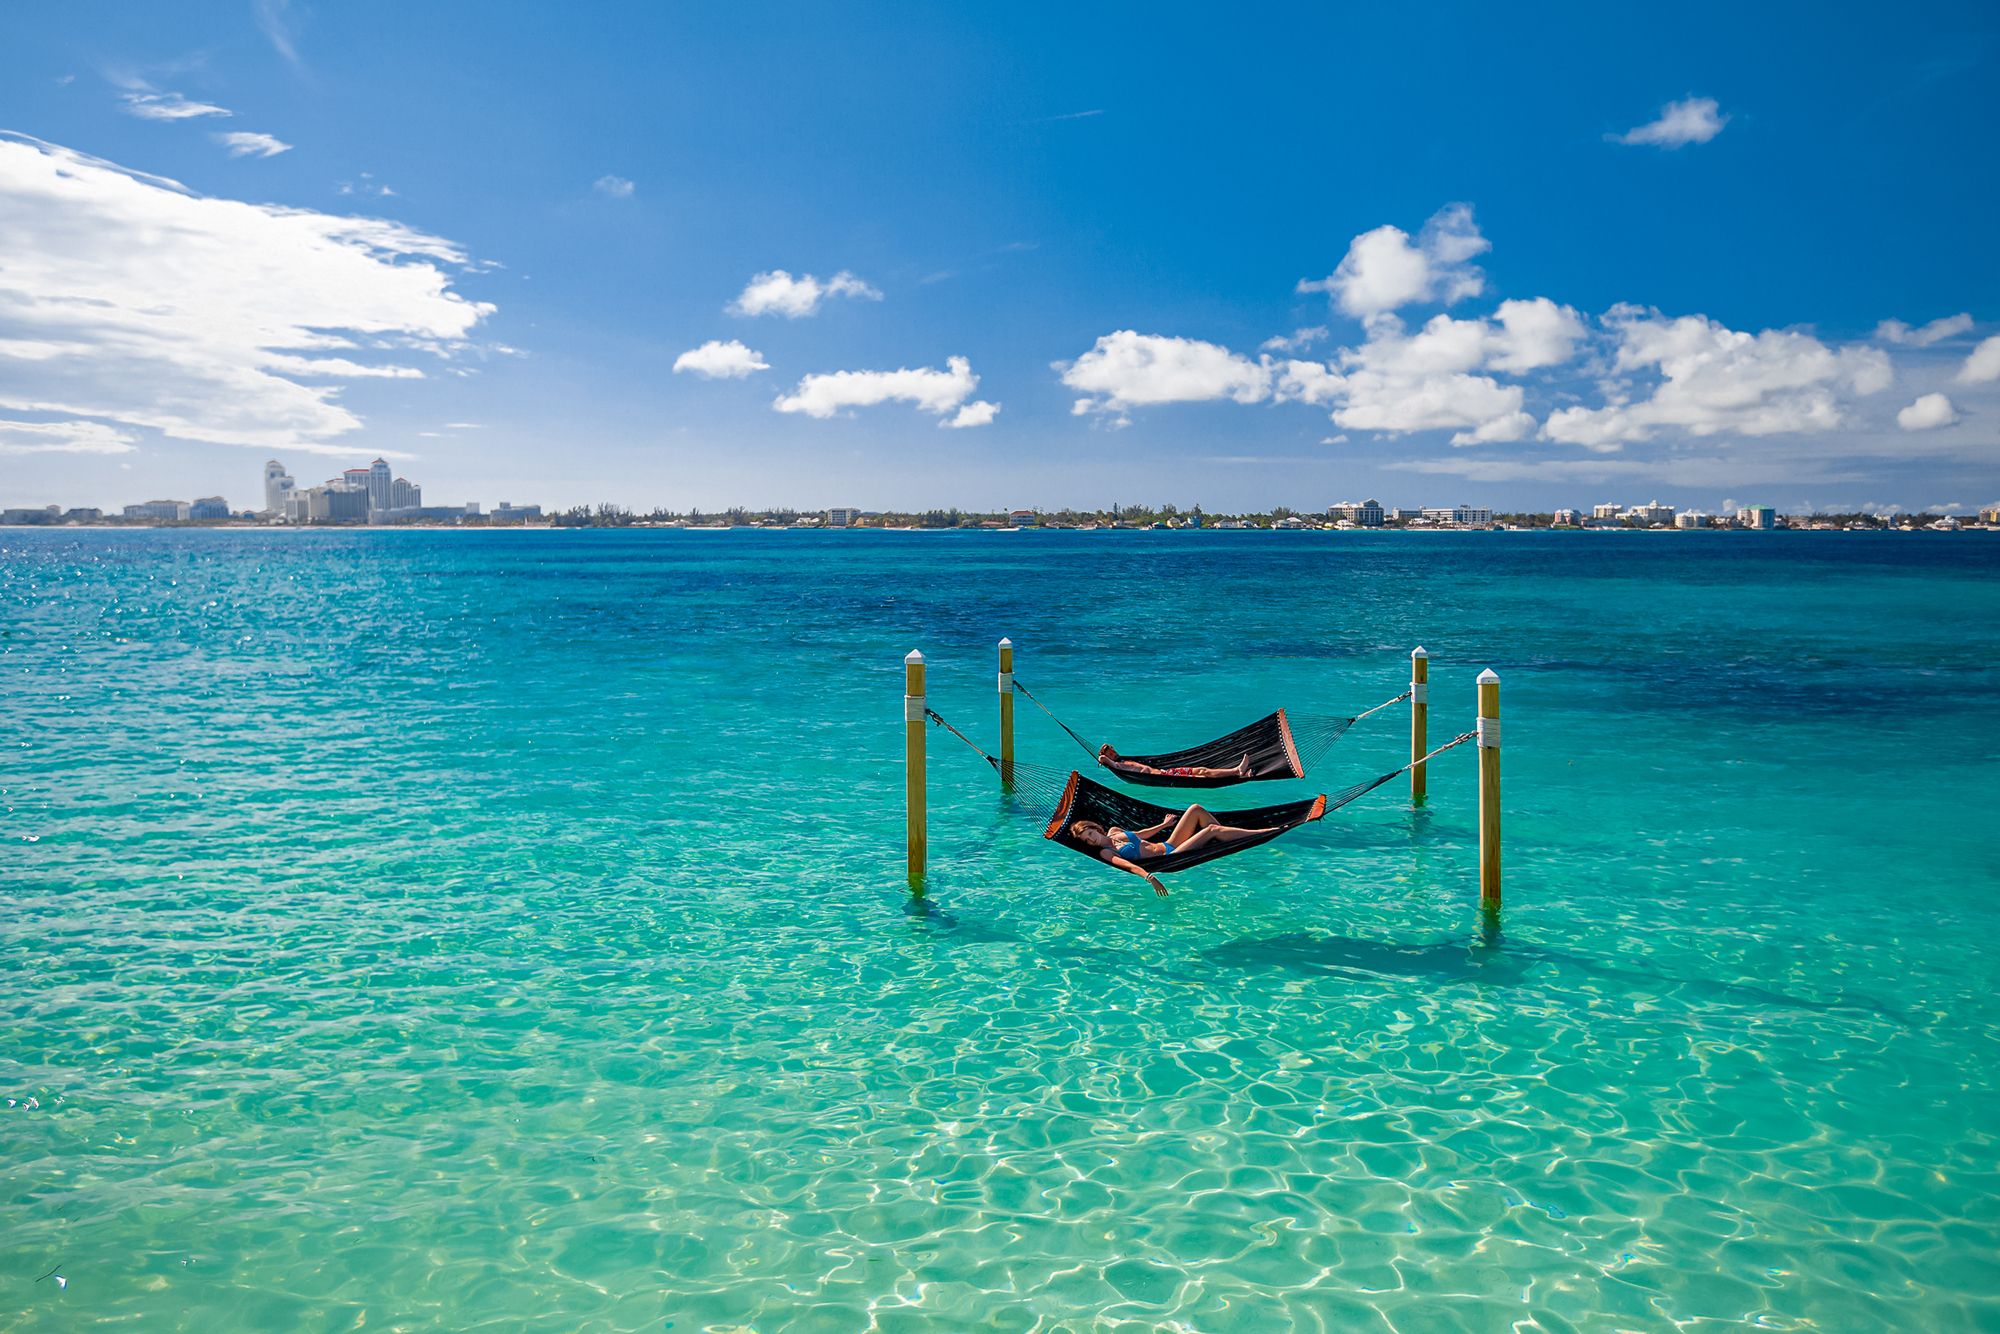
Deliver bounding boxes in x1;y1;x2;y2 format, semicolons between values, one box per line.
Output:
1168;804;1219;844
1171;821;1273;855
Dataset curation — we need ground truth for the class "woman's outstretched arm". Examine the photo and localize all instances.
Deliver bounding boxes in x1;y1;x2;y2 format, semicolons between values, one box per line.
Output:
1101;852;1169;896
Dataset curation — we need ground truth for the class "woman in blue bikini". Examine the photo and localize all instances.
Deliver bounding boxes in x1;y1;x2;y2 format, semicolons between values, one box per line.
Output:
1069;805;1274;896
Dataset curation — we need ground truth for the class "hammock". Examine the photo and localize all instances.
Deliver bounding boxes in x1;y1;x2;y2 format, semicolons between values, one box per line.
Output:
1014;679;1407;789
1044;771;1330;874
925;706;1476;877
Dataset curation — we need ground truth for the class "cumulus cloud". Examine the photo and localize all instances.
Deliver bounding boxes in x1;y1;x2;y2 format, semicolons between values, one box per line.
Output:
1542;306;1891;448
0;134;494;453
1615;97;1728;148
1297;203;1489;318
1059;331;1272;418
593;174;635;199
773;355;993;426
0;418;138;455
215;131;292;158
1897;392;1960;430
672;339;768;379
1958;335;2000;383
944;399;999;428
122;92;231;121
1875;313;1972;346
1271;299;1583;444
729;269;881;318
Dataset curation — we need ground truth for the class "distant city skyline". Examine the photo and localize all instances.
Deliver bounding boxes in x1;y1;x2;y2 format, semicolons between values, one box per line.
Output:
2;5;1997;513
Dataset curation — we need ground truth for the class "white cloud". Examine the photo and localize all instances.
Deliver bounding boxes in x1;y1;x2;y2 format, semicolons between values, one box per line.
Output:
1271;300;1581;444
672;339;768;379
1059;330;1271;417
255;0;303;66
1297;203;1489;317
1261;326;1328;353
215;131;292;158
0;418;137;455
1542;307;1891;448
944;400;999;428
729;269;881;318
1897;392;1960;430
122;92;232;121
1615;97;1728;148
594;174;635;199
1875;313;1972;346
0;134;494;452
773;355;992;426
1958;335;2000;383
1489;297;1588;372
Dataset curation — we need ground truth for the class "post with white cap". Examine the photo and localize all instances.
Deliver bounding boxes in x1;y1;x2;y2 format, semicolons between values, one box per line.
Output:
998;638;1015;792
1410;647;1429;804
1477;668;1501;918
905;650;927;888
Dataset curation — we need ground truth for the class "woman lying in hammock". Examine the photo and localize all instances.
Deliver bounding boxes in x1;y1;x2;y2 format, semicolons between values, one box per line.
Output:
1070;804;1275;896
1096;744;1252;783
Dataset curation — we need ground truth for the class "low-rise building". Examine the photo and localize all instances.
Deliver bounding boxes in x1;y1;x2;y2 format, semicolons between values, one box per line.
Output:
2;505;60;524
1552;508;1581;526
1330;499;1385;527
1625;500;1676;526
1592;502;1623;521
1674;510;1708;529
62;507;102;523
189;496;230;520
1737;505;1777;530
825;507;861;528
490;502;544;524
1421;505;1493;527
1009;509;1039;526
124;500;190;521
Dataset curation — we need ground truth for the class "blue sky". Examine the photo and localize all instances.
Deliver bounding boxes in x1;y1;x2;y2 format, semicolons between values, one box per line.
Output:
2;2;1997;513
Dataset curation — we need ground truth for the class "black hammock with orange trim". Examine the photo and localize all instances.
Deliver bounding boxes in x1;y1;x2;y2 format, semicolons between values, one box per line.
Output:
1045;770;1332;874
1099;709;1310;788
1011;679;1407;790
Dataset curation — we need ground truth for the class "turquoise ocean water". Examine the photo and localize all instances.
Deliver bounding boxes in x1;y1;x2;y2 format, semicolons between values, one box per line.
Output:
4;529;1997;1330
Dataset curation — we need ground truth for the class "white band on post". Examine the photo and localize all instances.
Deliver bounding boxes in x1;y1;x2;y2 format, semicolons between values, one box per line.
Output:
905;695;926;723
1410;682;1428;704
997;671;1013;693
1477;717;1501;748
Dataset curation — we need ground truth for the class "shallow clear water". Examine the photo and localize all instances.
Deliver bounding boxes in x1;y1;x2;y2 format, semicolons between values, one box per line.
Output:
4;529;1997;1331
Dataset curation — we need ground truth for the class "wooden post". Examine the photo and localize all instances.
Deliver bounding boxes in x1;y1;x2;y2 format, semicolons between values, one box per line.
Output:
1410;647;1429;804
905;650;926;887
1477;668;1501;917
997;638;1016;791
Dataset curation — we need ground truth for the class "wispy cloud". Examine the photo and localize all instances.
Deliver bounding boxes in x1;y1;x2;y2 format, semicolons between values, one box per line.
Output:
1613;96;1728;148
337;173;395;197
215;131;292;158
0;134;494;453
594;174;635;199
1875;313;1972;347
0;419;138;455
122;91;232;121
254;0;303;66
1029;109;1104;123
